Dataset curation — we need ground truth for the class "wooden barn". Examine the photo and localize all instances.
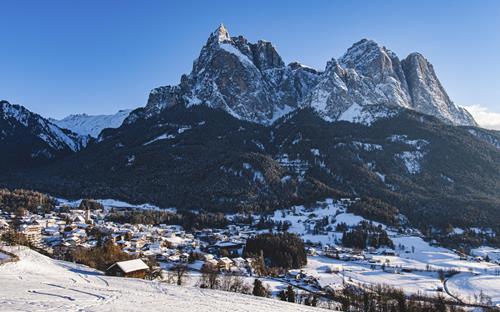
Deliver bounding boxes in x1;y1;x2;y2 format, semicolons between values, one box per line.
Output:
106;259;149;278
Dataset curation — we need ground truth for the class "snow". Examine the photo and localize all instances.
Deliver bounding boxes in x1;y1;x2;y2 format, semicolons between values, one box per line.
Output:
471;246;500;262
242;163;265;183
270;199;373;245
144;133;175;145
352;141;383;151
0;247;317;312
310;148;320;156
220;43;255;67
269;198;500;301
387;135;429;150
304;256;447;298
396;151;424;174
55;198;176;212
337;104;396;126
46;123;80;151
1;102;30;126
126;155;135;166
270;105;295;123
308;89;333;121
375;172;386;182
51;109;132;138
447;272;500;306
338;103;364;123
111;259;149;273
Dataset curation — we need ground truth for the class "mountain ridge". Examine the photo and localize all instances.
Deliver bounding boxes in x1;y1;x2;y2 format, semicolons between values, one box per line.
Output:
50;109;132;138
128;25;476;127
0;100;88;168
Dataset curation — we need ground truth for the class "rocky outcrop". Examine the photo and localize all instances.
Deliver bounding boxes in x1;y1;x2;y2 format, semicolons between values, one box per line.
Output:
401;53;477;126
127;25;476;127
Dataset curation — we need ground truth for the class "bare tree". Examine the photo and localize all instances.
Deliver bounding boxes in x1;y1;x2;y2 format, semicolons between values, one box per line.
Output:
170;264;188;286
199;263;220;289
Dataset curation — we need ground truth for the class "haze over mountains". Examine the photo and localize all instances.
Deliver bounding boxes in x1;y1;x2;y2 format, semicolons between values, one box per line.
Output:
1;24;499;235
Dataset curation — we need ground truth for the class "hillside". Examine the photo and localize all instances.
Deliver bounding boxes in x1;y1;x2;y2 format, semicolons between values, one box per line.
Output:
5;104;500;236
0;100;88;169
0;247;316;312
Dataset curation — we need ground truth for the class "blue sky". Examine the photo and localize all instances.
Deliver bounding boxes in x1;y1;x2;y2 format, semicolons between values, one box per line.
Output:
1;0;499;127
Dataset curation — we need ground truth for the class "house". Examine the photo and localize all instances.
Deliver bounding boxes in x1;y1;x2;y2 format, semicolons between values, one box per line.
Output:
18;224;42;244
179;253;190;263
381;249;397;256
0;218;9;232
73;215;86;224
218;257;233;271
232;257;246;268
287;269;303;281
212;241;244;257
204;259;219;268
106;259;149;278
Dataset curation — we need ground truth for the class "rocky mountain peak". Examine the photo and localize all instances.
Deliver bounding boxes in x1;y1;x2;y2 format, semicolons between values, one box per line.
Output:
401;52;477;126
132;27;476;127
208;23;231;44
0;100;88;156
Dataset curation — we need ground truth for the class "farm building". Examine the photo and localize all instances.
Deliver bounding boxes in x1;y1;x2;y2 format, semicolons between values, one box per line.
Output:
106;259;149;278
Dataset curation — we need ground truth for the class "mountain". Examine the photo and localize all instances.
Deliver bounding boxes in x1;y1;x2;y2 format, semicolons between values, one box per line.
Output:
50;109;132;138
7;104;499;234
1;25;497;237
127;25;476;127
126;24;320;125
0;100;88;168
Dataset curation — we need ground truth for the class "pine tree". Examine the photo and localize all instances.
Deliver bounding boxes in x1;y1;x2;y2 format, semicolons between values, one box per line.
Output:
252;279;266;297
286;285;295;303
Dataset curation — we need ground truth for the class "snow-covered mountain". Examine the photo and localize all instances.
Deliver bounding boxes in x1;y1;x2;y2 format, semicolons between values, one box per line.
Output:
0;100;88;166
125;24;322;125
51;109;132;138
127;24;476;127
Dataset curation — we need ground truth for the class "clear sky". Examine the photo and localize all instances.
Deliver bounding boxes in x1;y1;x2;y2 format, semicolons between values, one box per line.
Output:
1;0;499;127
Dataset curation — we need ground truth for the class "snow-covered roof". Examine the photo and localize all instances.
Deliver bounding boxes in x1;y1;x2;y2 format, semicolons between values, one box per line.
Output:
109;259;148;273
219;257;233;264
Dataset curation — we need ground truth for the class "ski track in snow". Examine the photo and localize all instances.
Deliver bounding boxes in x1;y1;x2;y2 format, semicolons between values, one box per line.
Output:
0;247;318;312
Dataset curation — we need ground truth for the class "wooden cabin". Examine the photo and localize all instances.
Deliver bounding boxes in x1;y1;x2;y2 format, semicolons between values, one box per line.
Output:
106;259;149;278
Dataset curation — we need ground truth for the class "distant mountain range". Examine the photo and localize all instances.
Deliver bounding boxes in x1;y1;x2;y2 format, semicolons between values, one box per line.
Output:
50;109;132;138
1;25;498;236
0;100;88;168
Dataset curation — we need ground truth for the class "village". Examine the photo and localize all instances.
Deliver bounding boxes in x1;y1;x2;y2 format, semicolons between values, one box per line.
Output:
1;197;500;309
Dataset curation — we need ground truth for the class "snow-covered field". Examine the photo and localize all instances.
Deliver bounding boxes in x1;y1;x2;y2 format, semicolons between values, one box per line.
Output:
304;256;447;298
270;199;500;305
56;198;176;212
447;272;500;305
0;247;316;312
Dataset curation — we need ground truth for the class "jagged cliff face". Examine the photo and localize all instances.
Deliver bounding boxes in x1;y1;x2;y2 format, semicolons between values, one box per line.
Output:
127;25;476;127
401;53;476;125
303;39;476;126
127;24;320;125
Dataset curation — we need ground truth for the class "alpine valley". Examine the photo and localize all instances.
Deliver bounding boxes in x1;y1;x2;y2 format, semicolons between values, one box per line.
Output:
2;25;500;242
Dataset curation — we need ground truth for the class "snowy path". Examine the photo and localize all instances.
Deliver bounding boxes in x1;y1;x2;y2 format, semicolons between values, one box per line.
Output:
0;247;318;312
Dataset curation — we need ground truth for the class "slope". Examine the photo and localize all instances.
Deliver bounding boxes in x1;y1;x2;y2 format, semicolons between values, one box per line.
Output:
0;246;316;312
5;104;500;234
